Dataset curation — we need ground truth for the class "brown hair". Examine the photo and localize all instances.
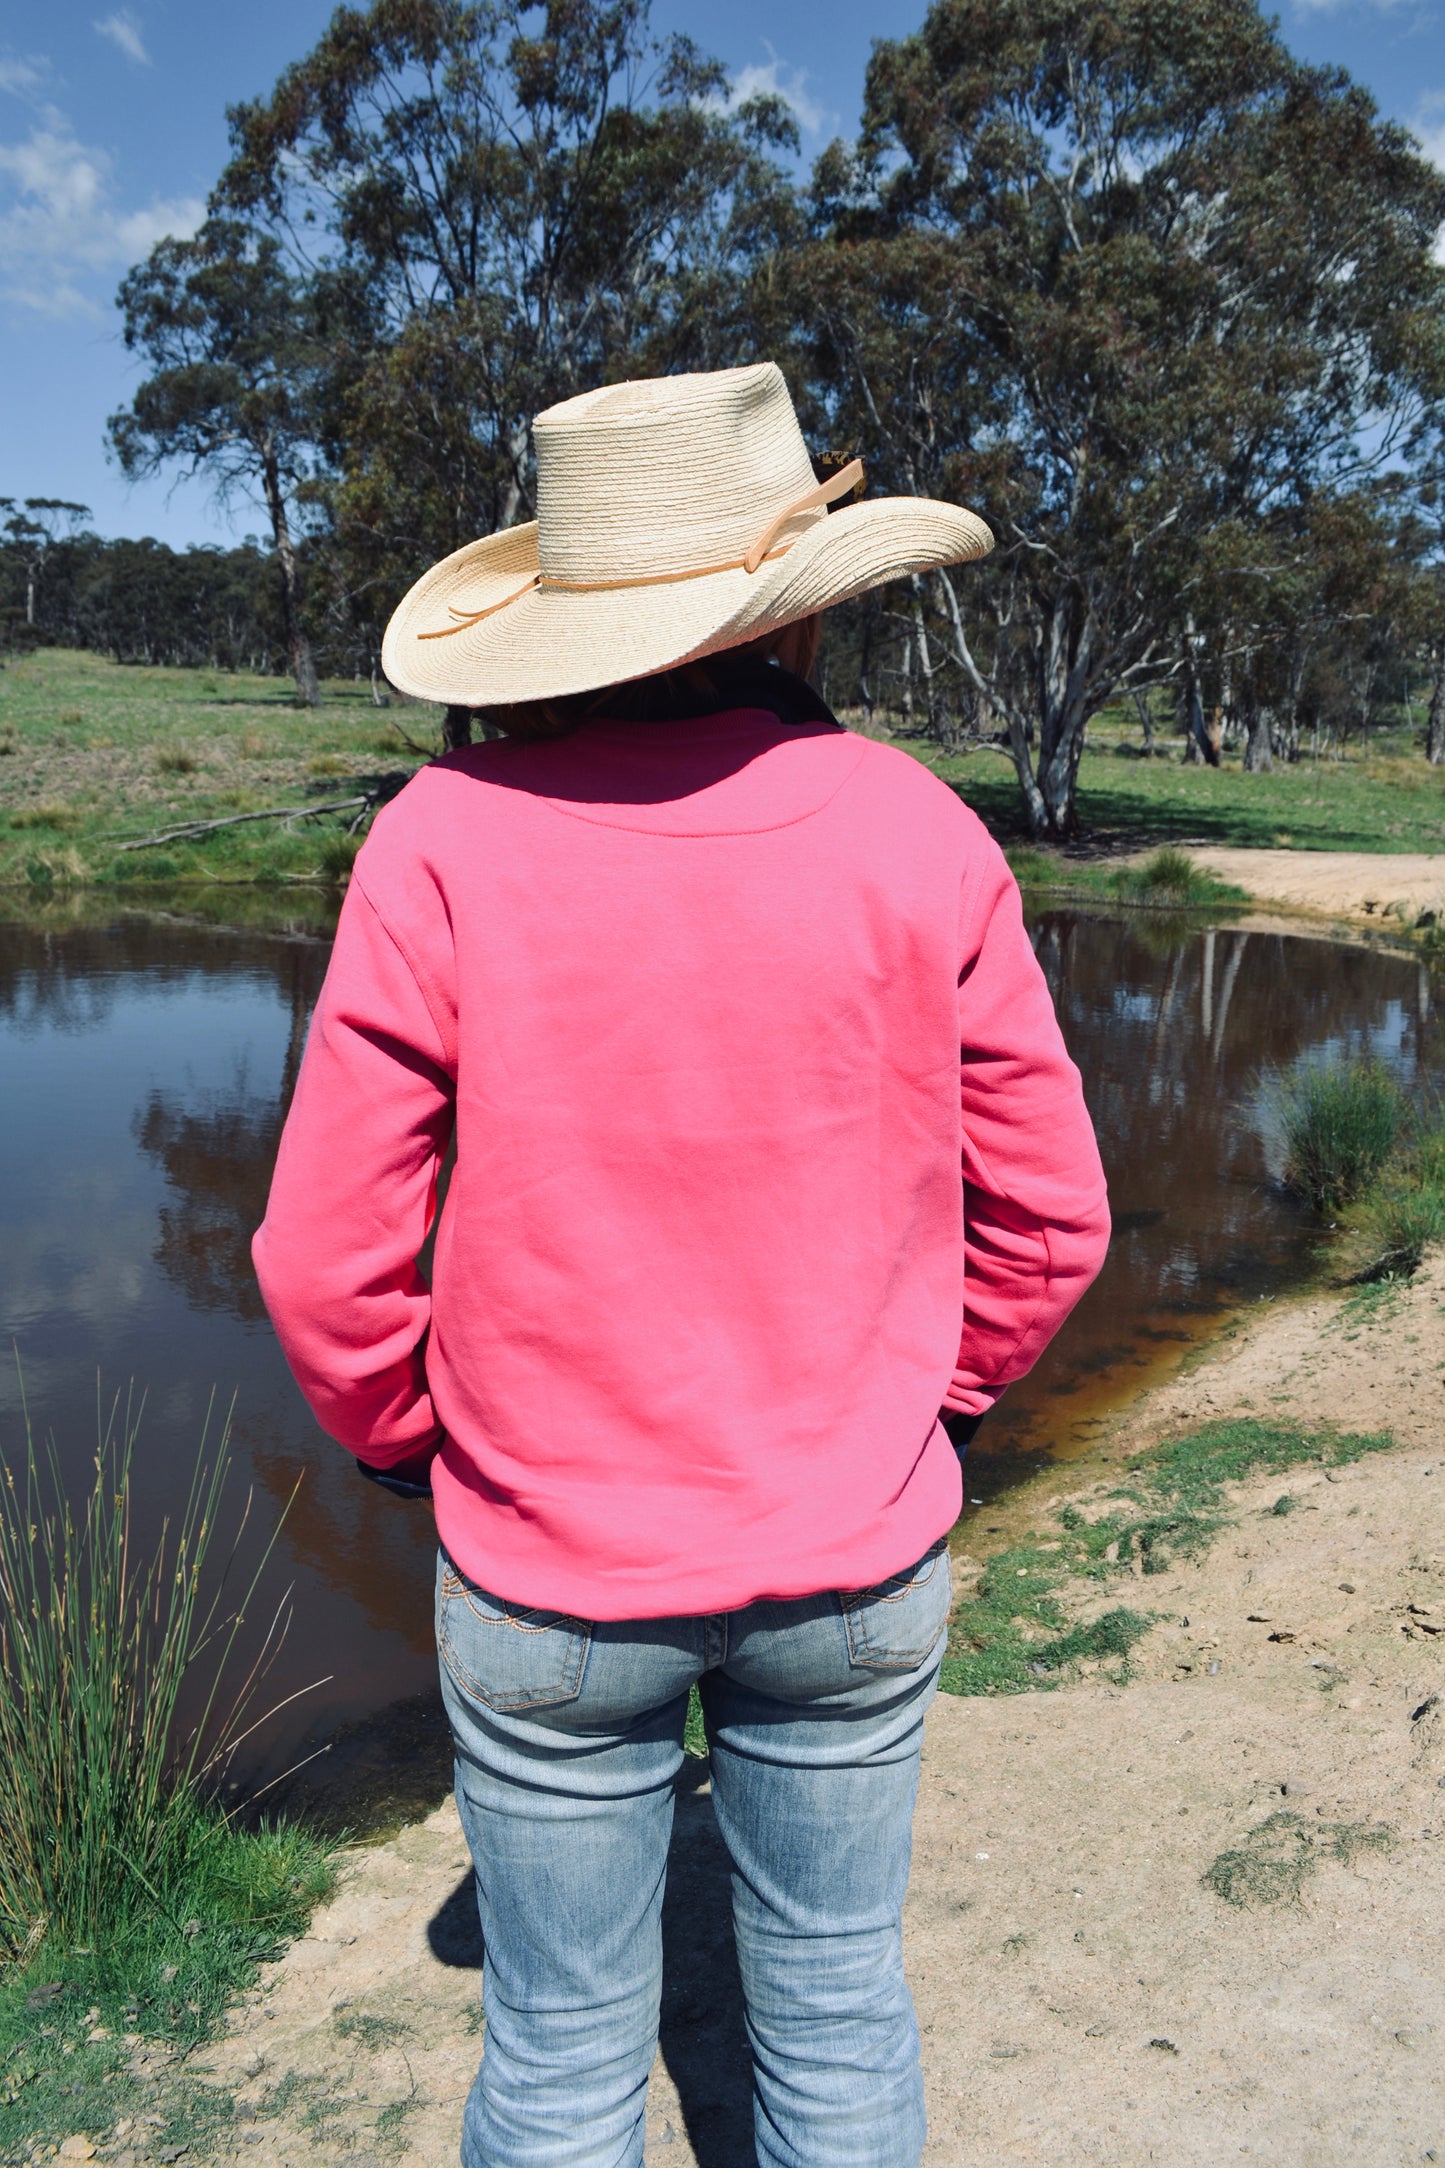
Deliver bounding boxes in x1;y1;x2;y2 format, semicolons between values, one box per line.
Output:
481;615;823;744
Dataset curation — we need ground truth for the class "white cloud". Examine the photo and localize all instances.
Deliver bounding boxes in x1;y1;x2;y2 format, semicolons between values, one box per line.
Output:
94;11;150;66
724;49;832;139
0;56;47;97
1288;0;1410;12
0;120;203;313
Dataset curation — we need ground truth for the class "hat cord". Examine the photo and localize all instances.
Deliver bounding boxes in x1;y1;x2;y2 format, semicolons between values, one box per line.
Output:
418;459;864;642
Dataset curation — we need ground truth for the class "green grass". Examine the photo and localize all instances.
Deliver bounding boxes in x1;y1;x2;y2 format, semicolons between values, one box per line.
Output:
0;648;435;889
0;1386;336;2159
926;712;1445;855
683;1684;708;1758
6;651;1445;890
940;1417;1395;1698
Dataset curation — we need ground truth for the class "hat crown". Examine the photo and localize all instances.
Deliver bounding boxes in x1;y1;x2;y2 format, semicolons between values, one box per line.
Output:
532;362;820;584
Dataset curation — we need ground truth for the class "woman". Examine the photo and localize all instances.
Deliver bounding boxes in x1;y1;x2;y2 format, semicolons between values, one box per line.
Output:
254;361;1109;2168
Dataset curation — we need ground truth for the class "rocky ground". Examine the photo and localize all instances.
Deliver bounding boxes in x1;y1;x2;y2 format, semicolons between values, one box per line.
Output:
44;1262;1445;2168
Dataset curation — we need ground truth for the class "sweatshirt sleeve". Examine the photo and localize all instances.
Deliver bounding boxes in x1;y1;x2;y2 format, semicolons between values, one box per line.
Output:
251;870;456;1464
944;832;1110;1416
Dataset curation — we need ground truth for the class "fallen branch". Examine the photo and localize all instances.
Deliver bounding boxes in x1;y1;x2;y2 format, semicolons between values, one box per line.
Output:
116;798;367;850
114;772;413;852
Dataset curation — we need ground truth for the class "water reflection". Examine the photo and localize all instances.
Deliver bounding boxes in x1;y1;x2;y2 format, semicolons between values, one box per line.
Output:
132;960;311;1321
0;902;1439;1776
979;913;1442;1492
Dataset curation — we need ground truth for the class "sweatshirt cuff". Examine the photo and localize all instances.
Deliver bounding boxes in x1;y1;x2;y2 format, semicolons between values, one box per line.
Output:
942;1382;1001;1418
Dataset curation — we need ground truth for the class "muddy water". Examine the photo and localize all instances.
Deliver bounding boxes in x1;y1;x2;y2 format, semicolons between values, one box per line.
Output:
0;900;1438;1781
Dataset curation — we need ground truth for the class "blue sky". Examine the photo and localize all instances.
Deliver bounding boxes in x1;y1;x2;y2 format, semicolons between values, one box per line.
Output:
2;0;1443;549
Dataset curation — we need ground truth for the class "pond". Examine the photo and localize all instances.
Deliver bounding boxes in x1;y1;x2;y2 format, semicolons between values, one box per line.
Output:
1;897;1438;1786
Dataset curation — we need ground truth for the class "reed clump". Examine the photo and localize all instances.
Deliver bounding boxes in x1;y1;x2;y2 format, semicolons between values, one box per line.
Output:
1270;1055;1403;1213
0;1386;334;1986
1266;1052;1445;1281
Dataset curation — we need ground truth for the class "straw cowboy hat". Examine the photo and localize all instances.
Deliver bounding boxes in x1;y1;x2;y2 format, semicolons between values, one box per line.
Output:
382;361;993;708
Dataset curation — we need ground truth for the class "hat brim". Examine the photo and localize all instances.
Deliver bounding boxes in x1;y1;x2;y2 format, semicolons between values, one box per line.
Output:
381;496;993;709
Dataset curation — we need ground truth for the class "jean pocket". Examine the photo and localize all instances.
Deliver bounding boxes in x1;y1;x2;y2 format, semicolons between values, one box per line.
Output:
840;1539;952;1672
435;1556;593;1712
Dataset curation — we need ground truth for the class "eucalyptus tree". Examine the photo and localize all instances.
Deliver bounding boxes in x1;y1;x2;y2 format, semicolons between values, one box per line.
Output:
213;0;802;632
801;0;1445;837
0;498;92;631
110;220;329;704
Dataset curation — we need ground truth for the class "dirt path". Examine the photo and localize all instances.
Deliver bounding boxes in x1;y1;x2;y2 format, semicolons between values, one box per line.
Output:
152;1264;1445;2166
1168;847;1445;927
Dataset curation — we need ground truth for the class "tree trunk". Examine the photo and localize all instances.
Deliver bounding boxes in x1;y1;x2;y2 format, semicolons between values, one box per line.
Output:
443;705;473;751
260;450;320;708
1181;621;1220;766
1132;689;1154;755
1242;696;1273;773
1426;644;1445;767
1026;590;1097;839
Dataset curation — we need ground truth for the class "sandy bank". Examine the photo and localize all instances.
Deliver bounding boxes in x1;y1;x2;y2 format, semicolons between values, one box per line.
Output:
171;1264;1445;2168
1172;847;1445;928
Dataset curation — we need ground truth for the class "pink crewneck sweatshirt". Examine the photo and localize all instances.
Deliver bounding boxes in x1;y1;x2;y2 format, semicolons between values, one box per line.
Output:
253;705;1109;1618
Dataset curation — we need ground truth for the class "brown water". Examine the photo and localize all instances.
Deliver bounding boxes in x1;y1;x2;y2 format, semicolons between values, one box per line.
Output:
0;898;1438;1783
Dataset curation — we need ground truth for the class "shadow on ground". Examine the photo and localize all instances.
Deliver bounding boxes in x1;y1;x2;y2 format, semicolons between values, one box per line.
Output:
425;1757;754;2166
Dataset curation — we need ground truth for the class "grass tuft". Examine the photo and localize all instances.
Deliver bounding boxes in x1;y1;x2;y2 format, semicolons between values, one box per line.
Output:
9;804;80;832
1108;847;1242;908
1203;1811;1391;1908
23;846;88;892
1269;1055;1403;1213
318;832;362;885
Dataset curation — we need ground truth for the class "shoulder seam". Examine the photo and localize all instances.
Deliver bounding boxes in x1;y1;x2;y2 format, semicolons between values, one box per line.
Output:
350;862;457;1073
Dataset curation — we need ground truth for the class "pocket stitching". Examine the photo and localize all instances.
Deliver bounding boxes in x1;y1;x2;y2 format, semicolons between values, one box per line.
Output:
437;1577;592;1711
840;1543;951;1671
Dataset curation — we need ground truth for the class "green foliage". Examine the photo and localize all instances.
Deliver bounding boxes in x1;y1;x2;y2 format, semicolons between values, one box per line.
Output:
802;0;1445;836
212;0;802;619
1270;1056;1404;1212
0;528;293;673
1203;1811;1392;1908
939;1569;1152;1697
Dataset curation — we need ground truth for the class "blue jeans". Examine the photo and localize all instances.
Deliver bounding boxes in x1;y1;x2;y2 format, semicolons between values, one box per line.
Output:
434;1538;951;2168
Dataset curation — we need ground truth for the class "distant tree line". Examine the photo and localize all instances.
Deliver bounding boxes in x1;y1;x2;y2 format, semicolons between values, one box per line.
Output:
13;0;1445;832
0;512;379;680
